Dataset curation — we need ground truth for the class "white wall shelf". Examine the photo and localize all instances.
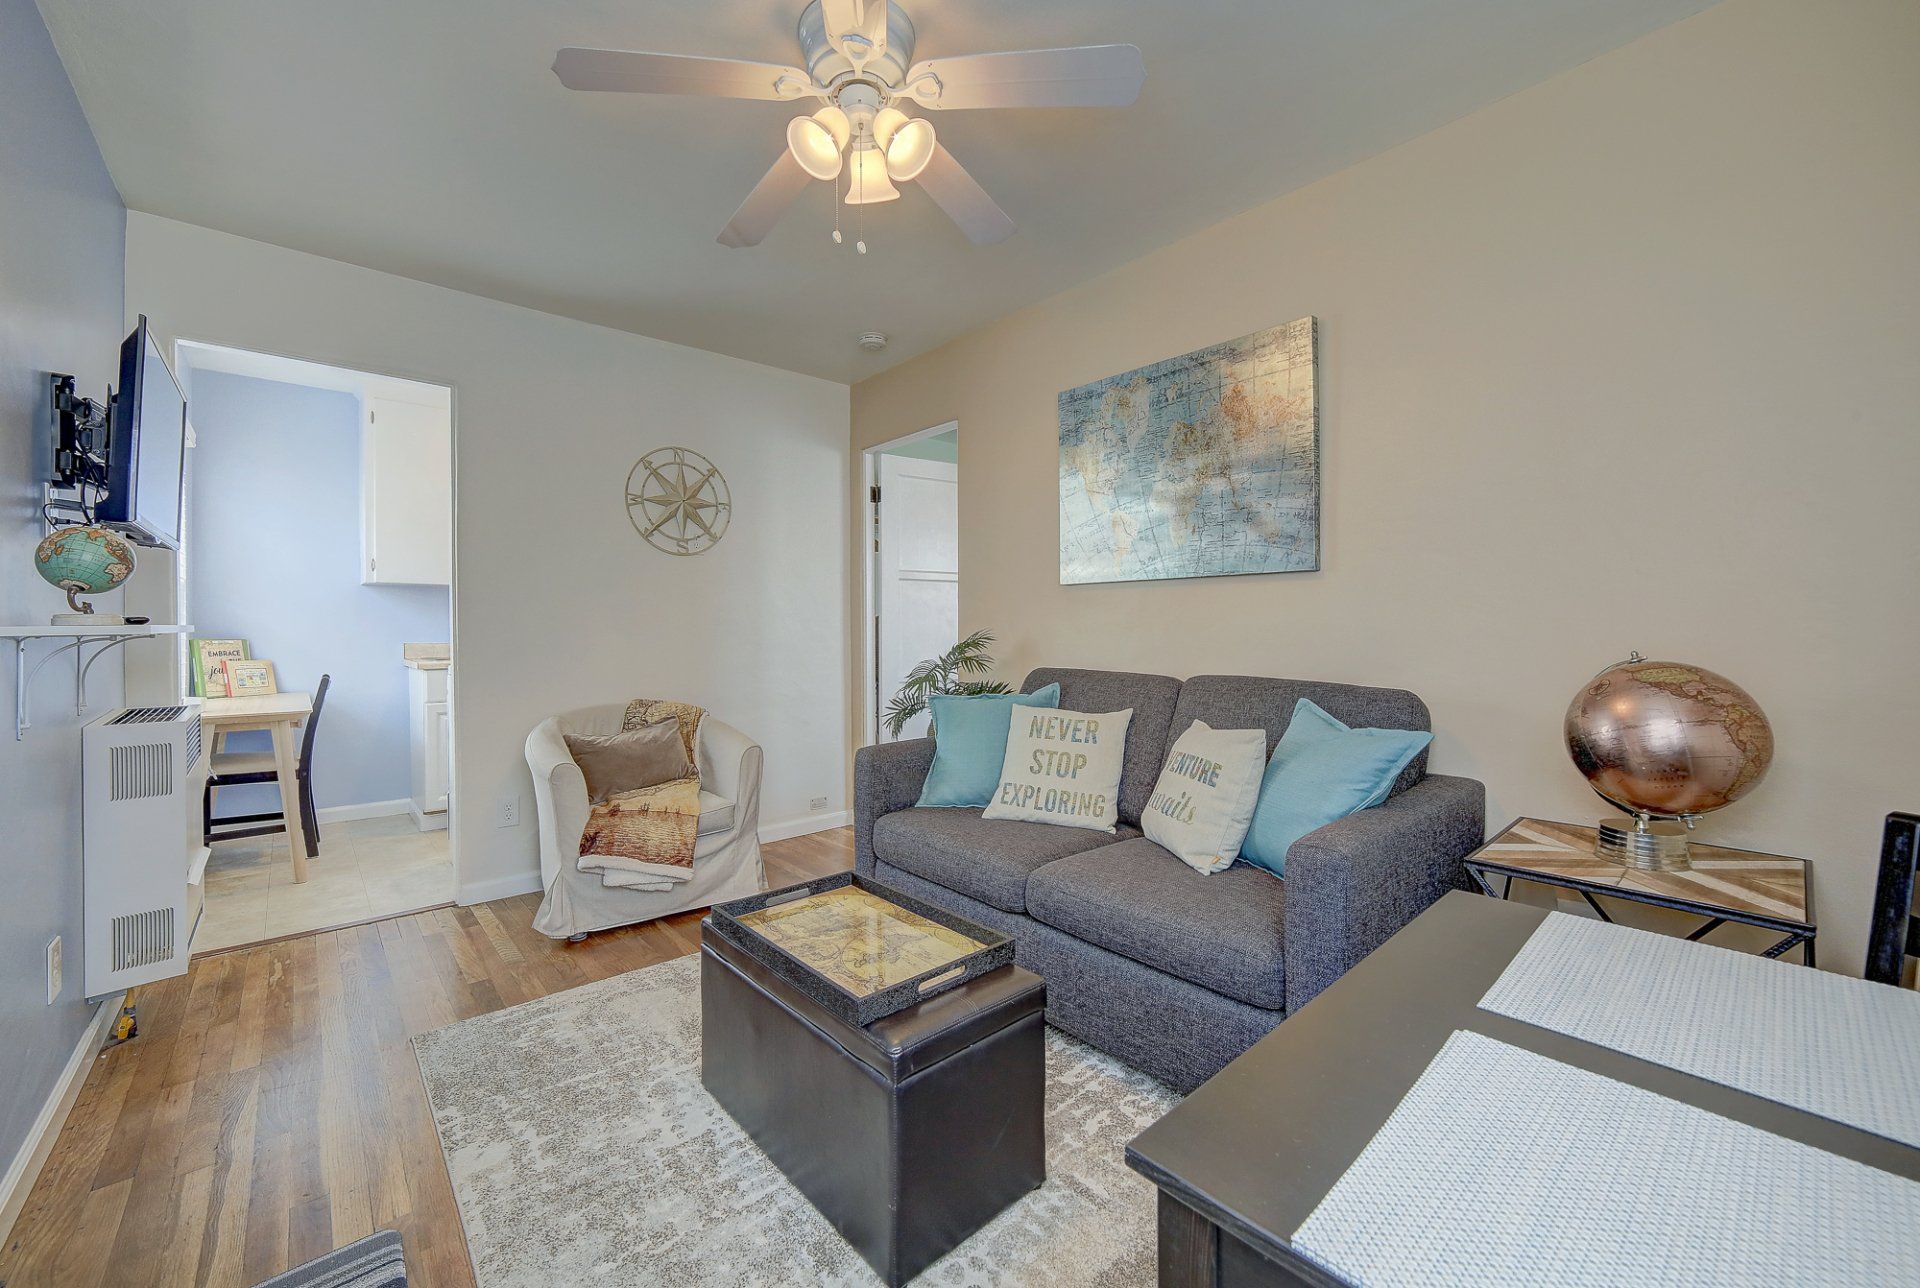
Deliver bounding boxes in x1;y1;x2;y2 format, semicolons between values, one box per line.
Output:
0;624;192;740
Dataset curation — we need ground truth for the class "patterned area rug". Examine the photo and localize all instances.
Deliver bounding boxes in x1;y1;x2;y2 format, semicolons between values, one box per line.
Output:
413;954;1180;1286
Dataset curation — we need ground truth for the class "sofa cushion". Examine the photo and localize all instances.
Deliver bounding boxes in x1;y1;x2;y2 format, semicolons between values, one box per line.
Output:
871;806;1139;914
1022;667;1182;828
1171;675;1432;796
1026;838;1288;1010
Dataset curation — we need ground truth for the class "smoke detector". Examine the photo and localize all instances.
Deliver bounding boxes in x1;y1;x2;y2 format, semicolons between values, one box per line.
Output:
857;332;889;352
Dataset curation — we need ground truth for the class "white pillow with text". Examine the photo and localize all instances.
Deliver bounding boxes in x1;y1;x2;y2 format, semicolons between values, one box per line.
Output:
1142;720;1269;873
982;706;1134;833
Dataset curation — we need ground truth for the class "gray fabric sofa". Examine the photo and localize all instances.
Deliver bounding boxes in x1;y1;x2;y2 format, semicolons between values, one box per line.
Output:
855;667;1486;1093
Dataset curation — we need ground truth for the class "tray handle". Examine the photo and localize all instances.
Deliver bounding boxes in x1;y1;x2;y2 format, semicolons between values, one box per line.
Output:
916;965;966;993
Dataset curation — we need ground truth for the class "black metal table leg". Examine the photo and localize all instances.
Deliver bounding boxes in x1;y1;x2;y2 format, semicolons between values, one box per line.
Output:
1685;917;1728;942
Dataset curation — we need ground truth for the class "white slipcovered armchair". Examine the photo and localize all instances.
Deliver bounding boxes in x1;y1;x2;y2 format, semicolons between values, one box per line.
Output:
526;704;764;939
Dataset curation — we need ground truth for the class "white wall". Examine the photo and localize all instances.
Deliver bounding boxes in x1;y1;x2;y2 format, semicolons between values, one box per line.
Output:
851;0;1920;971
0;0;126;1206
126;213;850;901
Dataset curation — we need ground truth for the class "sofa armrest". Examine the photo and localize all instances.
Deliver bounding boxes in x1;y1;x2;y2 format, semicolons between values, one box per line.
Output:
853;737;936;877
526;717;592;889
1282;773;1486;1012
697;718;757;805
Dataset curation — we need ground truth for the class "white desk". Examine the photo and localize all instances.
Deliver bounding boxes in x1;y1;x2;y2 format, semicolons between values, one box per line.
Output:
198;691;315;882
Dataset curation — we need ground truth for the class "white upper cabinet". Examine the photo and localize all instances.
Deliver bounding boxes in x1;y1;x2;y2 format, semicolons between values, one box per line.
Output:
361;395;451;585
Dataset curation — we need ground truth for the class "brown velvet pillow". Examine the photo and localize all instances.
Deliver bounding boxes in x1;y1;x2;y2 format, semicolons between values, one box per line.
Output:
565;721;694;804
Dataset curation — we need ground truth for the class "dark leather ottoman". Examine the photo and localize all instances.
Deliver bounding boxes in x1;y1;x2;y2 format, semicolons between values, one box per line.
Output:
700;921;1047;1286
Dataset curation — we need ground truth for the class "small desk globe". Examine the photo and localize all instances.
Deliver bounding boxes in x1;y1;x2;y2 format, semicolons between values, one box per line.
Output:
1564;653;1774;871
35;524;135;625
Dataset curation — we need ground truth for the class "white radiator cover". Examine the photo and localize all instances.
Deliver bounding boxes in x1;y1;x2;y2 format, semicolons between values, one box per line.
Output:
83;705;210;995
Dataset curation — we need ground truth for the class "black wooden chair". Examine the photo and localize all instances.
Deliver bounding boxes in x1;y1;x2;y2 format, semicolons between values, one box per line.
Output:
205;674;331;859
1865;811;1919;987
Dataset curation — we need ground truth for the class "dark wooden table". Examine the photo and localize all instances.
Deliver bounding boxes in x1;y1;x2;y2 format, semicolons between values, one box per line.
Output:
1124;891;1920;1286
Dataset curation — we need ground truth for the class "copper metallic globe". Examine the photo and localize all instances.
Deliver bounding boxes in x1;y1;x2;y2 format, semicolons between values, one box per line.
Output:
1564;657;1774;819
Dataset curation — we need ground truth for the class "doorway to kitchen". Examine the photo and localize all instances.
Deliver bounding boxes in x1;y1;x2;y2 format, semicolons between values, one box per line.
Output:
863;422;959;745
171;341;456;952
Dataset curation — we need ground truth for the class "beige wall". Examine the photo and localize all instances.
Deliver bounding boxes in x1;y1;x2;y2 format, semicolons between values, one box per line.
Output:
127;214;852;904
851;0;1920;972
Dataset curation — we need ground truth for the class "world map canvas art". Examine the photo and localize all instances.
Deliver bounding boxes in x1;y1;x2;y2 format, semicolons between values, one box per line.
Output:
1059;317;1319;584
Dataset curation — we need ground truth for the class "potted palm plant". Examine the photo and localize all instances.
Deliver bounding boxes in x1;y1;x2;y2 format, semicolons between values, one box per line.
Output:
883;629;1012;738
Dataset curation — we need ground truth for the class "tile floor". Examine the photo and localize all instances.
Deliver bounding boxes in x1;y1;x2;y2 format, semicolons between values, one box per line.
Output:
195;812;454;953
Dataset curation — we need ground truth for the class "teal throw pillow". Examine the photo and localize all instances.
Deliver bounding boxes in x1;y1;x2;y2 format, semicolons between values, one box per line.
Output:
917;684;1062;808
1240;698;1432;877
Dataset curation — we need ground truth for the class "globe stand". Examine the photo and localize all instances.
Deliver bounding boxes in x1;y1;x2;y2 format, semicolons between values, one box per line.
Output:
51;583;124;628
1595;815;1691;871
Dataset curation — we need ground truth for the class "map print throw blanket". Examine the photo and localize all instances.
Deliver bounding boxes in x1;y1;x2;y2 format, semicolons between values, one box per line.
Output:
577;699;704;890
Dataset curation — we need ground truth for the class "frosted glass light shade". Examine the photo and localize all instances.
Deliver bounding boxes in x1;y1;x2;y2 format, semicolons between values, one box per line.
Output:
844;147;899;203
884;118;935;181
786;106;850;180
871;107;909;150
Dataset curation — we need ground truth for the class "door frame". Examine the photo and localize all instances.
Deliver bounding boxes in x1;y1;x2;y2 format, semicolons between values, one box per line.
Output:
164;337;462;894
860;420;959;748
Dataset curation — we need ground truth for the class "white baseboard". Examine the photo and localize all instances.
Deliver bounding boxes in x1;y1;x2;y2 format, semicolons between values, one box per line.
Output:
316;798;412;825
759;810;851;844
407;802;450;832
458;869;545;906
0;998;116;1245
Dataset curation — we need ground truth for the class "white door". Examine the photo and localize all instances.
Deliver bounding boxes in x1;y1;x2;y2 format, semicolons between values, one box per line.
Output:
875;454;958;742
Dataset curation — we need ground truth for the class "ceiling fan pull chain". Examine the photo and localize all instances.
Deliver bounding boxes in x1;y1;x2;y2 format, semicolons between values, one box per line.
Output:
833;165;843;244
856;148;868;254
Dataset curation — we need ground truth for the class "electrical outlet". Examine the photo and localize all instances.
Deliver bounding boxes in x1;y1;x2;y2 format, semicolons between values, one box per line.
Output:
496;794;521;828
810;796;829;812
46;936;62;1005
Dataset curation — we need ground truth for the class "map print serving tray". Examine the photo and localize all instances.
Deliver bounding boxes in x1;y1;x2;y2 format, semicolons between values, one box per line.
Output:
708;874;1014;1026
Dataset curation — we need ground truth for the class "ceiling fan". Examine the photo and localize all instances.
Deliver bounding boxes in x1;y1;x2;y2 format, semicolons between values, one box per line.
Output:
553;0;1145;249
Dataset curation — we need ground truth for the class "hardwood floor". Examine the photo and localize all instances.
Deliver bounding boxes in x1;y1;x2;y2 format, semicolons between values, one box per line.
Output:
0;828;853;1288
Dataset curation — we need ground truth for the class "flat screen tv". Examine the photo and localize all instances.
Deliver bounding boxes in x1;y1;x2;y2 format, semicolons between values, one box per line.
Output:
97;315;187;549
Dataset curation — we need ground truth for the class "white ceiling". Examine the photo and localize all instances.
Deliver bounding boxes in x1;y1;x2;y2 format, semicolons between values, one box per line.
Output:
39;0;1714;383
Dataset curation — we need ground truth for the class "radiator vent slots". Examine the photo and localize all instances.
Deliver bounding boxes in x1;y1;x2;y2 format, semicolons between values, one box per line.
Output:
111;908;176;972
184;714;202;771
108;705;191;724
109;741;174;801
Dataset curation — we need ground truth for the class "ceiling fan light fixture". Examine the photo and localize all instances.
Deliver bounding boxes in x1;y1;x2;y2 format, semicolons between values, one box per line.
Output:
883;117;936;182
844;146;900;204
870;106;908;150
786;105;850;180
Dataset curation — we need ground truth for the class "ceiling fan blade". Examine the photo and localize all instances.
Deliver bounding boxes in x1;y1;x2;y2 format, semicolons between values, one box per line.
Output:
915;144;1015;246
553;48;812;101
717;151;812;248
901;45;1146;110
820;0;888;70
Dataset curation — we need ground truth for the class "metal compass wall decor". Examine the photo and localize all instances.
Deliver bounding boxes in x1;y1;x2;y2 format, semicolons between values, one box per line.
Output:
626;446;733;555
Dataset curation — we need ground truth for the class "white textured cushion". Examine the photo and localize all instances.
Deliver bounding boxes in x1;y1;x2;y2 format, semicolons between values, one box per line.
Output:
1142;721;1269;874
982;707;1133;833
